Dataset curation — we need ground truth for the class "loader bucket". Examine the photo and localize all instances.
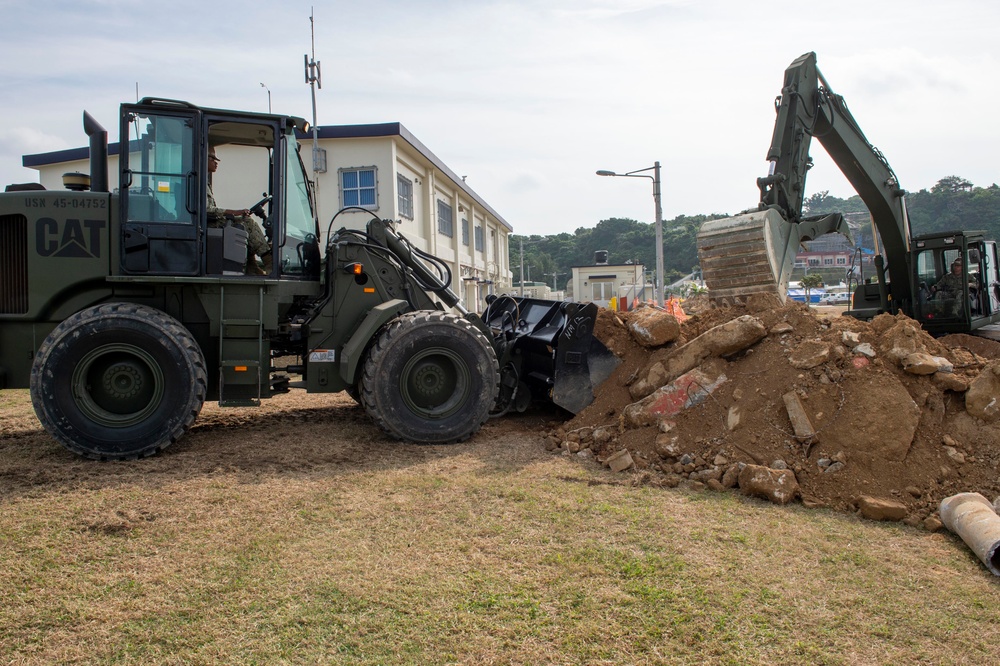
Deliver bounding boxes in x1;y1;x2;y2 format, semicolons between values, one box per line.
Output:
697;209;849;306
483;297;619;414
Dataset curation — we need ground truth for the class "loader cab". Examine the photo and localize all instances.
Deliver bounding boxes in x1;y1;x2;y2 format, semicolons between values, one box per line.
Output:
118;99;320;279
911;232;1000;334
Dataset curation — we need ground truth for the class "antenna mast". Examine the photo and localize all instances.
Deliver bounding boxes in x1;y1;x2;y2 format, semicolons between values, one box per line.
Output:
304;7;326;175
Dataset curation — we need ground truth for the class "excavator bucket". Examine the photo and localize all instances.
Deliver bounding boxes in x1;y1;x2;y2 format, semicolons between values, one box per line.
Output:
697;209;850;306
483;298;619;414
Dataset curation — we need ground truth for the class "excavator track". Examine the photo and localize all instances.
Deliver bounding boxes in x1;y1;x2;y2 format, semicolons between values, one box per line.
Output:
697;211;785;307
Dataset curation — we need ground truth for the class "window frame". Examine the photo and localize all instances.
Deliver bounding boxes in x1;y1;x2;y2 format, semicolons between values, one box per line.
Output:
397;173;413;219
339;165;378;210
437;199;454;237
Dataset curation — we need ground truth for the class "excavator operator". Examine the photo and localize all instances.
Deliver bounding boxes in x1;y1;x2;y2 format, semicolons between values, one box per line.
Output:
931;258;978;316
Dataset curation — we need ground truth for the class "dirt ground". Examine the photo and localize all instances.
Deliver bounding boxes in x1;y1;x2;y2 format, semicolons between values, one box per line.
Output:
3;299;999;529
555;298;1000;525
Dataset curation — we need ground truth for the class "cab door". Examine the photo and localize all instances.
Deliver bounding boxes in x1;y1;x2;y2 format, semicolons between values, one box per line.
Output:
119;104;201;275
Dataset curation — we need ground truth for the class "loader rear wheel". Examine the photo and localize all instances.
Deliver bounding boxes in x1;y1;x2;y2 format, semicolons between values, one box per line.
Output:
30;303;207;460
360;311;499;444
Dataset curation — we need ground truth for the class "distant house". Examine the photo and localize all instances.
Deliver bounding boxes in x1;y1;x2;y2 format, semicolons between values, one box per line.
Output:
22;121;512;310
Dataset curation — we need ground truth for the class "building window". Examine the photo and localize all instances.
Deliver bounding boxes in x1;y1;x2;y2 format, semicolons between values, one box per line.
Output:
823;257;834;265
397;174;413;219
836;256;847;265
341;167;377;209
808;258;820;266
461;218;470;246
437;200;454;237
474;224;484;251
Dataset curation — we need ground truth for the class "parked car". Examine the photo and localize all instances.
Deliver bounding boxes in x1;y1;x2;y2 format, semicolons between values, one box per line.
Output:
819;292;851;305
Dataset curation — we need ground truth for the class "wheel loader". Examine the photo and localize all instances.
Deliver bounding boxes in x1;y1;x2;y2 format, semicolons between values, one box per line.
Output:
697;52;1000;337
0;98;617;459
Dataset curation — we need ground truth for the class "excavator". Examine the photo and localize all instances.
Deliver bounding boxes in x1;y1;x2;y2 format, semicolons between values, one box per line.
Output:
0;98;617;460
697;52;1000;337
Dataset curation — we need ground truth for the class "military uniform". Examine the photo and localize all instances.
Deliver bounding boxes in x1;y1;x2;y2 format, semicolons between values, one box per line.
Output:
206;183;270;257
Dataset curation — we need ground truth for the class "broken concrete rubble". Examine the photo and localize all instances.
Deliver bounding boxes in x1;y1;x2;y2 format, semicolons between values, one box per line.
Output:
554;299;1000;530
738;464;799;505
628;315;766;400
626;306;681;347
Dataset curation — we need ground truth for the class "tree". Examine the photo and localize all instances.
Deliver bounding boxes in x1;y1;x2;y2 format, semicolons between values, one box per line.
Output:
800;273;824;306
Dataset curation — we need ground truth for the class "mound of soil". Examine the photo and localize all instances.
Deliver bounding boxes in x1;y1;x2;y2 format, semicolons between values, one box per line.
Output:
552;299;1000;526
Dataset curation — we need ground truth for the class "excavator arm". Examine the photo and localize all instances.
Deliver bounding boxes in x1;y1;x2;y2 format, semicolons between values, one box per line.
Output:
698;52;911;312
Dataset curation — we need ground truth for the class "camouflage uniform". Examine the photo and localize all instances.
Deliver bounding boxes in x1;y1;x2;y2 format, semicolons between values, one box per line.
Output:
206;183;270;258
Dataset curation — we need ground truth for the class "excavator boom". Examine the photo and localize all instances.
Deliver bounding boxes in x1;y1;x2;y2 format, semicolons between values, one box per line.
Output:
698;52;910;311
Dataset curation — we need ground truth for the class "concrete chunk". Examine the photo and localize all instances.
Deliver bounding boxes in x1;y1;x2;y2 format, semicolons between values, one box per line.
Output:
782;391;817;443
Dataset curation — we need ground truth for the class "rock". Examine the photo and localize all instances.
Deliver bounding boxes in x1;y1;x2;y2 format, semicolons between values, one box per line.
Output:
629;315;766;399
788;340;832;369
854;343;876;358
658;420;676;433
943;446;966;465
857;496;908;522
593;427;615;445
721;464;741;489
824;462;845;474
770;322;794;335
965;360;1000;423
993;496;1000;514
771;459;788;470
627;307;681;347
623;358;728;428
923;516;943;532
737;464;799;505
606;449;634;472
713;453;729;466
690;467;723;483
902;352;954;375
782;391;818;444
905;486;922;498
726;405;742;431
706;479;726;492
653;434;680;459
842;331;861;344
933;372;969;392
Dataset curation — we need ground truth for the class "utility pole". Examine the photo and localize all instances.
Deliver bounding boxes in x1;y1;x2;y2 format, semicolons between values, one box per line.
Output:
545;272;563;292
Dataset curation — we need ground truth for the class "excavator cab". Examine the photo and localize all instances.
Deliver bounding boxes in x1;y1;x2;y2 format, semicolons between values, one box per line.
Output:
911;233;1000;334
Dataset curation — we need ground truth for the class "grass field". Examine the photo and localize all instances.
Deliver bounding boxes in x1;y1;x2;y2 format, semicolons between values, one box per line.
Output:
1;389;997;665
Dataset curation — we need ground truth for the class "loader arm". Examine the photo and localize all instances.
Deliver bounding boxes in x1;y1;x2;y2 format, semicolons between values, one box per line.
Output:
699;52;912;312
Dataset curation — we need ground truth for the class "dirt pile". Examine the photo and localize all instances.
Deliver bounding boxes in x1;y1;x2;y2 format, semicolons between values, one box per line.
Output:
549;298;1000;527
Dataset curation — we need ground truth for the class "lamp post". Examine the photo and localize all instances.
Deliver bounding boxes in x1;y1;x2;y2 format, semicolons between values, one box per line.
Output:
596;161;664;307
259;82;271;113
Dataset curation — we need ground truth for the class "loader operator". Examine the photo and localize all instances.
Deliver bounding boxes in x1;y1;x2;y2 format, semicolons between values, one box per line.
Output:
931;258;977;315
207;146;272;275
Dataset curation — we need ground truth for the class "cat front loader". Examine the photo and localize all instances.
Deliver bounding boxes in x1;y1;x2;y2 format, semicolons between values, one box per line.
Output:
0;97;617;459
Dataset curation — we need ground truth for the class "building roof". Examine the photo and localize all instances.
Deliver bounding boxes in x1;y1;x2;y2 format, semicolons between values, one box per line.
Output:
23;121;510;231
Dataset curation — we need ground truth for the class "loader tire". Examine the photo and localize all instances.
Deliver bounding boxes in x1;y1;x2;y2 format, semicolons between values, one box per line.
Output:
30;303;207;460
360;311;499;444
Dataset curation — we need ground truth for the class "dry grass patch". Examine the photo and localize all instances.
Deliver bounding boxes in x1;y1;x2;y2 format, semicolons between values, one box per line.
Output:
0;390;997;664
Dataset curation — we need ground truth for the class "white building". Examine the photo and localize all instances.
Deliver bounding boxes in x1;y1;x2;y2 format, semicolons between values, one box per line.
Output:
570;258;648;310
23;120;512;310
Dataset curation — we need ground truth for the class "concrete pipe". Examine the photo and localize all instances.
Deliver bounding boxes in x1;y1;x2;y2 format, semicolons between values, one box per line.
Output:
939;492;1000;576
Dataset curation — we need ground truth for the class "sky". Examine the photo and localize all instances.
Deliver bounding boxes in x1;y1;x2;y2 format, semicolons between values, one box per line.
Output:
2;0;999;236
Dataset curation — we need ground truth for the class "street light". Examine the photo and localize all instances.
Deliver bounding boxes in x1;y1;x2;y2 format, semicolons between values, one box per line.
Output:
596;161;664;307
259;82;271;113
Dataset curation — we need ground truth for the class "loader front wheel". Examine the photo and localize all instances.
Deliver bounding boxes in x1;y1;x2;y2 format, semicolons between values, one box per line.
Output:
361;311;499;443
30;303;207;460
